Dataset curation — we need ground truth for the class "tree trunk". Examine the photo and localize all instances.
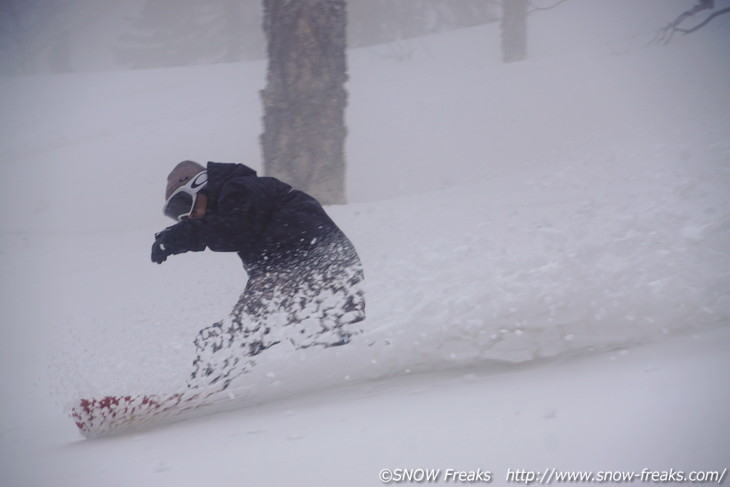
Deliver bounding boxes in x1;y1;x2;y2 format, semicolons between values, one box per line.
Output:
5;0;32;75
501;0;528;63
222;0;243;62
260;0;348;205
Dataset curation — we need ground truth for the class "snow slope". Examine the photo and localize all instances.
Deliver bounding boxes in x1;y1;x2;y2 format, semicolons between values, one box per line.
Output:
1;1;729;485
9;329;730;486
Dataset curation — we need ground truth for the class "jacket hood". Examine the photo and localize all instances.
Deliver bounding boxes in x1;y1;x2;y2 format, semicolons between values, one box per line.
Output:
205;162;257;200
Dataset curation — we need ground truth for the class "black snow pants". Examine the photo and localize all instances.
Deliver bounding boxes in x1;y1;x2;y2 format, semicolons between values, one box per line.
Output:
187;236;365;390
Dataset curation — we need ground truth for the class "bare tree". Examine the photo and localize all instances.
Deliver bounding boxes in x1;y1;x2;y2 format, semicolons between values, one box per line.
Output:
0;0;76;74
260;0;348;205
349;0;498;48
0;0;30;74
499;0;575;63
501;0;529;63
116;0;262;69
651;0;730;45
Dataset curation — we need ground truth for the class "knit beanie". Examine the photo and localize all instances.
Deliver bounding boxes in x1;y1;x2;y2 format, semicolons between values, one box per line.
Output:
166;160;206;200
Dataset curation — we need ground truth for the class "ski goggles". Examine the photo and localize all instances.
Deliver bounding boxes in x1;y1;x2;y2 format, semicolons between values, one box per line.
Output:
163;171;208;221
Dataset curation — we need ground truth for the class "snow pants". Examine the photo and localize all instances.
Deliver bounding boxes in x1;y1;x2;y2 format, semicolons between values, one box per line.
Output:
187;239;365;390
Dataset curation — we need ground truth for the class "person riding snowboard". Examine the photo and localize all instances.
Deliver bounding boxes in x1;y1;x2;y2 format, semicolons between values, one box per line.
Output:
152;160;366;390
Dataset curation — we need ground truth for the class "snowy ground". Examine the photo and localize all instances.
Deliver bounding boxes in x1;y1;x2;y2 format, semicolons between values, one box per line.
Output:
1;1;729;485
8;328;730;486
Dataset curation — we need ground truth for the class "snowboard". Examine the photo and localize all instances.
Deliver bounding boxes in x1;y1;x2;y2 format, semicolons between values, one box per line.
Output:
70;391;209;437
70;254;365;438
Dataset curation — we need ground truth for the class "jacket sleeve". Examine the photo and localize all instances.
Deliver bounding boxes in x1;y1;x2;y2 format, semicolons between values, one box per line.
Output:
160;179;273;255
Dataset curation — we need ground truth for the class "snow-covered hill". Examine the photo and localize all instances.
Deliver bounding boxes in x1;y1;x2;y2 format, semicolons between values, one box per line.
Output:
1;1;729;485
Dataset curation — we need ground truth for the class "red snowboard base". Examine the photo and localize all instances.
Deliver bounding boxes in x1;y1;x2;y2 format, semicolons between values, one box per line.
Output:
71;392;206;437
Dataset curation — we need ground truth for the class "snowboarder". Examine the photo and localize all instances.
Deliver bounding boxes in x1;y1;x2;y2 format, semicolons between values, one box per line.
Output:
152;160;365;390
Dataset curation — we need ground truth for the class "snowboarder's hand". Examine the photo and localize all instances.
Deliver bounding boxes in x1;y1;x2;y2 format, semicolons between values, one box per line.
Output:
150;222;200;263
151;230;173;264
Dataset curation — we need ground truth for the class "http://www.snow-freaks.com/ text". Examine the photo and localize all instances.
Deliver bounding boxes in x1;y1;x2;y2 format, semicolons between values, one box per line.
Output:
378;467;728;484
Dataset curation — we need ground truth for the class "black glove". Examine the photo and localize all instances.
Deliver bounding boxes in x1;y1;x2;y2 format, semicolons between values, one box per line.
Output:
151;221;207;264
151;229;173;264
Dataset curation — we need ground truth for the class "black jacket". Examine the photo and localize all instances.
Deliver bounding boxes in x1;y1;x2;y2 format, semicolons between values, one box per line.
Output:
160;162;358;276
